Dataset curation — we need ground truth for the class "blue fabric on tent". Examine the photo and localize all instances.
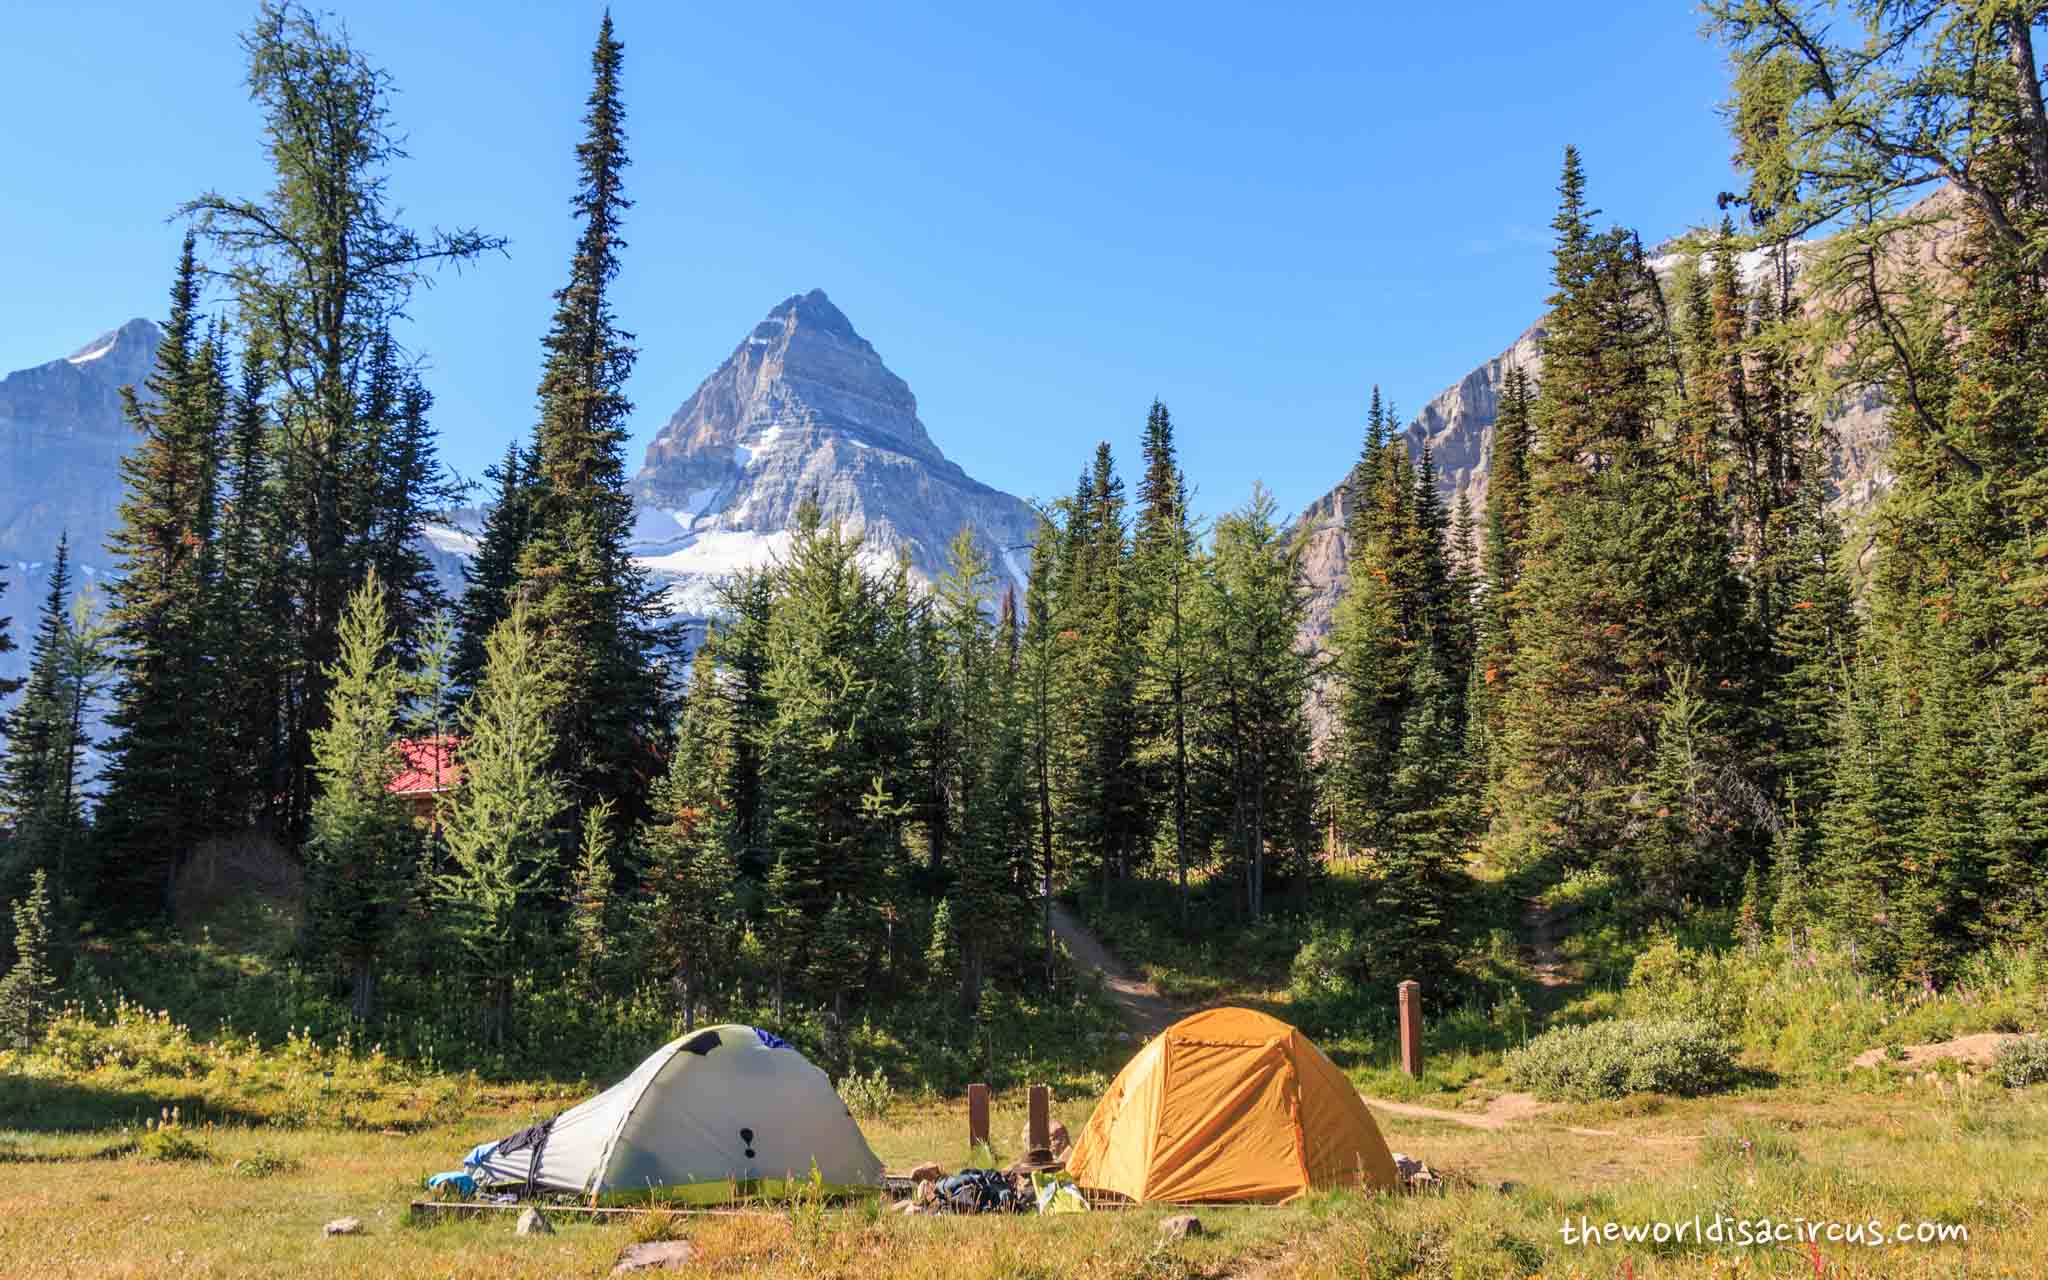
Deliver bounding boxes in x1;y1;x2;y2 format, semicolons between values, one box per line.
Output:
464;1140;499;1168
753;1028;792;1050
425;1171;477;1196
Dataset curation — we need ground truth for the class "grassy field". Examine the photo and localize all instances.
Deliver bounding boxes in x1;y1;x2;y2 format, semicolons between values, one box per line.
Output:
5;875;2044;1277
2;1064;2044;1277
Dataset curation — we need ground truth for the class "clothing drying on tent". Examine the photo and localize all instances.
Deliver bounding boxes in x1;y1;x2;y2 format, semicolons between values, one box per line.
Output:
1065;1006;1399;1204
439;1025;883;1203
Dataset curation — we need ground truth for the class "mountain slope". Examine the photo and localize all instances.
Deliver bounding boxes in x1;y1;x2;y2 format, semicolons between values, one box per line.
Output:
1293;244;1897;654
0;319;164;685
630;289;1039;615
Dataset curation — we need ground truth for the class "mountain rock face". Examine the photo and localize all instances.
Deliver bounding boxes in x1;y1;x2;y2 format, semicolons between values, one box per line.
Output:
631;289;1039;615
0;320;473;691
1293;247;1895;654
0;320;164;685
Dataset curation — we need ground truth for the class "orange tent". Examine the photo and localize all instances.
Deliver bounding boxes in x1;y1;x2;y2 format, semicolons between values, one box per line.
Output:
1066;1007;1399;1204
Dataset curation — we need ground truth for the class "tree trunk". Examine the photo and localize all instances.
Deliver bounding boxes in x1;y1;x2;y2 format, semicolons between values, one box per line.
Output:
349;956;376;1022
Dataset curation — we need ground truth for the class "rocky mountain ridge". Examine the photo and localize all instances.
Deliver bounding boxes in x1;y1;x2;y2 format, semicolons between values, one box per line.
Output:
1292;241;1897;654
629;289;1039;615
0;290;1038;691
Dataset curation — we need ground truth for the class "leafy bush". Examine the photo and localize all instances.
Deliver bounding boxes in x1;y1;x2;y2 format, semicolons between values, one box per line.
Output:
1994;1035;2048;1088
835;1065;895;1118
1505;1017;1735;1100
230;1147;301;1178
137;1111;214;1163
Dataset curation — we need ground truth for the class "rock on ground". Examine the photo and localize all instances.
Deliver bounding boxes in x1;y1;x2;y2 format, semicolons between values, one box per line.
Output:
1159;1214;1203;1240
1851;1032;2030;1071
612;1240;698;1273
515;1207;553;1236
322;1217;363;1237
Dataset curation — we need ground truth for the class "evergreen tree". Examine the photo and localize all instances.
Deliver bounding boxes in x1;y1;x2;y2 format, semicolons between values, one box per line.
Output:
183;1;503;831
452;442;536;693
0;544;109;909
638;647;739;1030
1;537;77;871
1064;444;1145;899
1328;390;1406;852
216;343;290;830
1485;149;1692;874
303;573;415;1020
754;503;899;1006
433;600;566;1044
1132;401;1201;919
567;798;618;999
513;12;668;828
96;238;230;911
1018;510;1069;981
0;870;56;1049
1199;486;1314;922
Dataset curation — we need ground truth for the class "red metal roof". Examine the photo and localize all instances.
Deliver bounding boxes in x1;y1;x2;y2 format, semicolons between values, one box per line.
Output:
389;736;463;797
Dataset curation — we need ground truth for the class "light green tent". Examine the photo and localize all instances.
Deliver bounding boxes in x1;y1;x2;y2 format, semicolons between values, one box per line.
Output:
468;1025;883;1202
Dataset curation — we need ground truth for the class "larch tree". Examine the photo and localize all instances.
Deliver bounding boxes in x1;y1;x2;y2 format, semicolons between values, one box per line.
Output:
433;599;566;1045
182;0;503;832
303;573;415;1021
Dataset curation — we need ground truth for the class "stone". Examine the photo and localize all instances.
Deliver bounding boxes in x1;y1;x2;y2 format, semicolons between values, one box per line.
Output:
322;1217;363;1237
1159;1214;1203;1240
1495;1180;1519;1195
1048;1120;1071;1157
515;1207;553;1236
611;1240;698;1273
908;1161;944;1183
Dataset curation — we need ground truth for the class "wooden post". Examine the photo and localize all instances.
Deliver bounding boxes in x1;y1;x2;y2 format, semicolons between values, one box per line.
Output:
967;1082;991;1155
1398;980;1423;1078
1027;1084;1050;1154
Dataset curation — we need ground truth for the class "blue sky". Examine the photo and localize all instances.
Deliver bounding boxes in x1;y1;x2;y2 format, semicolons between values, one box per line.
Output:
2;1;1740;520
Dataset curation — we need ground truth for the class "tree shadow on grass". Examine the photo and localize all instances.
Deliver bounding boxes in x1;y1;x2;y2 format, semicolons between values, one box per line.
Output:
0;1074;267;1133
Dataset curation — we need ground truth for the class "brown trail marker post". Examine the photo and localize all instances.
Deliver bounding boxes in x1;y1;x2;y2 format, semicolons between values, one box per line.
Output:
967;1083;991;1156
1398;980;1423;1078
1027;1085;1050;1155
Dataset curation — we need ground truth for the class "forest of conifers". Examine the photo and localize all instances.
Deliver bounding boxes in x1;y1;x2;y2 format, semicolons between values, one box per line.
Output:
0;1;2042;1075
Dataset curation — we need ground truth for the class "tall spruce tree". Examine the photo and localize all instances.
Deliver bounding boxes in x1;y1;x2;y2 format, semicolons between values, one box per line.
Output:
513;12;667;830
1133;401;1201;919
1199;486;1314;922
97;238;231;912
1485;149;1682;874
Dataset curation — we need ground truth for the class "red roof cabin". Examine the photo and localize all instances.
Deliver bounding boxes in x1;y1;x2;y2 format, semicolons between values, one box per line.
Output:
390;736;463;826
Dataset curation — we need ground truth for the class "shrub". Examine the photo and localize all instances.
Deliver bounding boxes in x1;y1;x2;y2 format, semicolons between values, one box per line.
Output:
1505;1017;1735;1100
835;1065;895;1119
230;1147;300;1178
1994;1035;2048;1088
137;1111;214;1163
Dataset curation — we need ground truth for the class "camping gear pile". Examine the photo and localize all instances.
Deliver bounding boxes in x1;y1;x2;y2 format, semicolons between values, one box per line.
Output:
427;1024;882;1204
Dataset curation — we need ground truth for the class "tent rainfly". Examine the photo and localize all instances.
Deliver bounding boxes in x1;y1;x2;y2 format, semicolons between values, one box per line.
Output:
1065;1006;1400;1203
465;1025;883;1202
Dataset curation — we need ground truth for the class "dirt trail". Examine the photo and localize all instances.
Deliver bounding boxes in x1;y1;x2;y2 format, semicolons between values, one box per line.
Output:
1045;896;1695;1145
1522;896;1574;990
1047;900;1177;1039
